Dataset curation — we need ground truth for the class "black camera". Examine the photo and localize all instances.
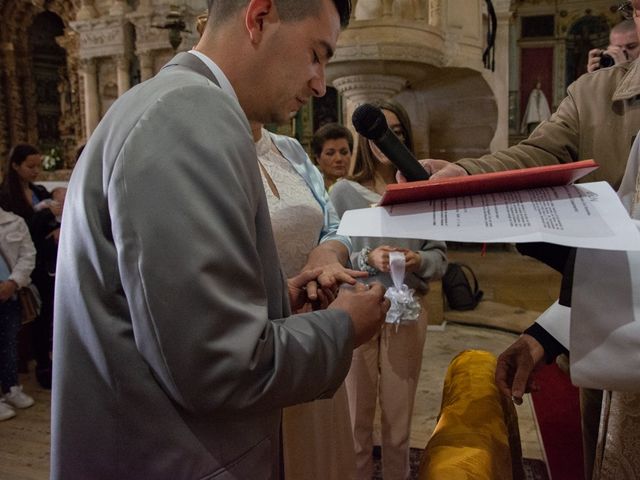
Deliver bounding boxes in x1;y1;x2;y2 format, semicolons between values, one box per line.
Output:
599;53;616;68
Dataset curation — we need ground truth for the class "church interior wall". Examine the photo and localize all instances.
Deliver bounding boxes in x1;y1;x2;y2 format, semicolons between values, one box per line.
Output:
394;69;499;161
0;0;629;177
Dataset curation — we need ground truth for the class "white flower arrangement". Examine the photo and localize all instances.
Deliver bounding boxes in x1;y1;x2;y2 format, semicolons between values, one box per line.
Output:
42;147;62;171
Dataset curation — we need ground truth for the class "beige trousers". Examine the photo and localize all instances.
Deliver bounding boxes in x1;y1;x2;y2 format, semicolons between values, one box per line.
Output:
346;307;428;480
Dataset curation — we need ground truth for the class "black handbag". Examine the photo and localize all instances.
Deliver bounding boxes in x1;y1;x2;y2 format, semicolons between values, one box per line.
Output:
442;262;483;311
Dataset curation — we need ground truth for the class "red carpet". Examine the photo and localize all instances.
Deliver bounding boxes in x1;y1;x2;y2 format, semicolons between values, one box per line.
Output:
530;363;584;480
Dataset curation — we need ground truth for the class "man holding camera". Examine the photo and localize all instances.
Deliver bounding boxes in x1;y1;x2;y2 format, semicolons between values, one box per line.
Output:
588;19;640;73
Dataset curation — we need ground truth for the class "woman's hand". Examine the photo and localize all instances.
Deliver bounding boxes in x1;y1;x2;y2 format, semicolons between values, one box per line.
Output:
288;268;322;312
301;241;368;307
0;280;18;302
402;249;423;273
303;262;367;306
367;246;398;272
47;201;63;218
46;228;61;244
368;247;422;273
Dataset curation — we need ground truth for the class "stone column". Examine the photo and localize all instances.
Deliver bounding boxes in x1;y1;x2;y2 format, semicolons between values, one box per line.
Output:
486;10;511;151
1;42;24;147
109;0;131;16
138;52;154;81
137;0;152;9
77;0;98;21
413;0;427;21
80;59;100;138
332;74;407;140
382;0;394;18
116;55;130;96
428;0;441;27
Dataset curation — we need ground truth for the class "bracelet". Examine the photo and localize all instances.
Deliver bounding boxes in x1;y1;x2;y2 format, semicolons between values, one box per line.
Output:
358;247;379;275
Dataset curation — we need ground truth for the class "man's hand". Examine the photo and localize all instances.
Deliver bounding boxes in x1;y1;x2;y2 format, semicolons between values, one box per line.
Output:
0;280;18;303
495;334;546;405
587;46;628;73
396;159;468;183
587;48;603;73
329;282;390;348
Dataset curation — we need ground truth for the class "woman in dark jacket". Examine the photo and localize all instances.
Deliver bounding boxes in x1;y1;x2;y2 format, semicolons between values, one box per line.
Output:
0;144;60;388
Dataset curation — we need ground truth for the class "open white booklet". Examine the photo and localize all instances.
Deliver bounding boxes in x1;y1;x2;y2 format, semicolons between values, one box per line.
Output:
337;181;640;251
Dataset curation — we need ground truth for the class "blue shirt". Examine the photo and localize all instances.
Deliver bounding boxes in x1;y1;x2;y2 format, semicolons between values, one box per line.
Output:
0;253;10;281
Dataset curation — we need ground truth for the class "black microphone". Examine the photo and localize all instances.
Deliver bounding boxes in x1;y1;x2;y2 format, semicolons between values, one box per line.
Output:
352;103;430;181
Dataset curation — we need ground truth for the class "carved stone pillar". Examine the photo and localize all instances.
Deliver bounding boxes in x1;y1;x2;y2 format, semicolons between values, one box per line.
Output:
77;0;98;21
382;0;394;18
428;0;441;27
332;74;407;138
79;59;100;138
136;0;153;11
109;0;131;17
0;46;8;161
116;55;131;95
485;9;511;151
412;0;426;21
2;42;24;147
138;52;154;81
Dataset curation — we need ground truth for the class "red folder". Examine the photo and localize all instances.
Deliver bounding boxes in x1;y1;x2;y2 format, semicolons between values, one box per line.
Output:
378;159;599;206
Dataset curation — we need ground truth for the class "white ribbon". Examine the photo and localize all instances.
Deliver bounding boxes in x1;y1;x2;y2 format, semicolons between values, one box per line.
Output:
384;251;421;329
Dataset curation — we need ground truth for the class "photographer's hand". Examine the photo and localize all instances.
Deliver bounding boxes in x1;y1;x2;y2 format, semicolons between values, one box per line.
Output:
587;48;603;73
605;45;628;65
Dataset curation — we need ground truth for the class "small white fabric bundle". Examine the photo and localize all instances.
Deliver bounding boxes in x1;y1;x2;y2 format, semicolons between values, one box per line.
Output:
384;251;421;329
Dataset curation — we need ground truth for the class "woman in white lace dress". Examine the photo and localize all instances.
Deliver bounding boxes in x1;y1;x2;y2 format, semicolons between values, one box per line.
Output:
255;125;360;480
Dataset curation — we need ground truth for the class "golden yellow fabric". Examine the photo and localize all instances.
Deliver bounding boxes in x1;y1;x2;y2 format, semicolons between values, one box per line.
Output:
419;350;516;480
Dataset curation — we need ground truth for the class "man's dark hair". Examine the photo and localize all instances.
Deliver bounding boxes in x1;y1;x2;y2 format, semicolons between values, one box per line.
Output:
311;123;354;157
207;0;351;28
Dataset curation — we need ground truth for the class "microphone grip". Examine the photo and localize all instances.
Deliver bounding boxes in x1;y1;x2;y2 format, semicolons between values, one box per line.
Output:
374;130;430;181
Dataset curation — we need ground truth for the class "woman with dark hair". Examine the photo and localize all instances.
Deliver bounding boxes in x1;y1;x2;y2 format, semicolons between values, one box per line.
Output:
312;122;353;190
330;100;447;480
0;144;61;389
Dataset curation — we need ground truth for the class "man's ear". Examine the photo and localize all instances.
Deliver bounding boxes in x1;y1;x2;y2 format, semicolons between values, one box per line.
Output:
245;0;278;44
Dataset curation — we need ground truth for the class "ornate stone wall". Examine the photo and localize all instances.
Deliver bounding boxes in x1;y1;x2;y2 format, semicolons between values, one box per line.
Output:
0;0;80;169
1;0;613;172
329;0;508;160
0;0;201;171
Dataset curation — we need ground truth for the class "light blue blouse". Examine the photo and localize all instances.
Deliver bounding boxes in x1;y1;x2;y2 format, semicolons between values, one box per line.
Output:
269;131;352;252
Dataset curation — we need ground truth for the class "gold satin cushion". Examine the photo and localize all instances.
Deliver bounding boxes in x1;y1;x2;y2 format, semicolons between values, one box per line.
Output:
419;349;522;480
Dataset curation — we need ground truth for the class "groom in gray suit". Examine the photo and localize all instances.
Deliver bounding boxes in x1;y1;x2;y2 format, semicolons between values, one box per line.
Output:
51;1;389;478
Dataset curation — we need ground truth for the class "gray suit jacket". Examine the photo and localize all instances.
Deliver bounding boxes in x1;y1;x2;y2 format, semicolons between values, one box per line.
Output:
51;54;353;480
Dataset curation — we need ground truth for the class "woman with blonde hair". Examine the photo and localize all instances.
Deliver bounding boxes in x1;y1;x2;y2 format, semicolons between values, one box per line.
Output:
330;100;447;480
